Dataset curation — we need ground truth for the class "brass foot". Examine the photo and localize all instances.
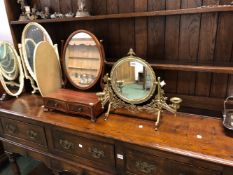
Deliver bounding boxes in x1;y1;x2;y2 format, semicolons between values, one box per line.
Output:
155;110;161;131
105;102;112;120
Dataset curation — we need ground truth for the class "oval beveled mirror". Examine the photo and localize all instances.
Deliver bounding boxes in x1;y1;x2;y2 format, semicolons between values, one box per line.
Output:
0;41;24;97
63;30;104;90
21;22;53;80
110;49;156;104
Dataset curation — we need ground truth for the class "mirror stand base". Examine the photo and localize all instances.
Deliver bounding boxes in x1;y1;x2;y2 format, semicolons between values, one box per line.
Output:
97;75;182;131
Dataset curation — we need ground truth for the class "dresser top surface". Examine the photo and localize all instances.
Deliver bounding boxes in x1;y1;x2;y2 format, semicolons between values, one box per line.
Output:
0;94;233;167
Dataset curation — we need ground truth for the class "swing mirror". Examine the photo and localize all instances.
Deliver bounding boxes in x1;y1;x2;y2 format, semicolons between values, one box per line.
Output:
0;41;24;97
21;22;53;81
63;30;104;90
110;49;156;104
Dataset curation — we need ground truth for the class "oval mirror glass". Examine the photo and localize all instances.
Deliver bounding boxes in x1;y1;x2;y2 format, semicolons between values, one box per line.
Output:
0;41;24;97
22;22;53;80
63;30;104;90
111;53;156;104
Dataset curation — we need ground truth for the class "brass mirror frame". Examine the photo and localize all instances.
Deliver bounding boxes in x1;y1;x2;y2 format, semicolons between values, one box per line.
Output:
21;22;53;81
0;41;24;97
63;29;104;90
110;55;156;105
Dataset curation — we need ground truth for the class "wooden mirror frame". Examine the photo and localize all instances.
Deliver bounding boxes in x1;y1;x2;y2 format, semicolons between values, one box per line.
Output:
62;29;104;90
21;22;53;81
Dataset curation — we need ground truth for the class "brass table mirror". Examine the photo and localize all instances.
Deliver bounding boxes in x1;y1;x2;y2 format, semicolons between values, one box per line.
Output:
0;41;25;100
43;30;105;121
97;49;182;130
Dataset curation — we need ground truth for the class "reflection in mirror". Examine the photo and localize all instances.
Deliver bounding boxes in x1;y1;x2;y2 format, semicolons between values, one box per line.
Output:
64;31;102;89
0;41;24;97
111;58;155;104
25;39;36;72
0;43;18;80
22;22;52;80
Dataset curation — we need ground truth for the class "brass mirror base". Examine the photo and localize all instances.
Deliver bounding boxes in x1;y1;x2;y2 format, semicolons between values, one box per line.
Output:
97;74;182;130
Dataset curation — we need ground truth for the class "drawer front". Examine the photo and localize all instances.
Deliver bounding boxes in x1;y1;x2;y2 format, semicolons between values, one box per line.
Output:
167;160;221;175
67;103;92;117
52;130;115;168
126;150;164;175
1;118;47;147
51;159;111;175
44;99;67;111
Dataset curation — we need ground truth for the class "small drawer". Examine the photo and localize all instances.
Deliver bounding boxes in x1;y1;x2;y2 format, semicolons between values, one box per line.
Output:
67;103;91;117
52;130;115;169
44;99;67;111
126;150;164;175
2;118;47;147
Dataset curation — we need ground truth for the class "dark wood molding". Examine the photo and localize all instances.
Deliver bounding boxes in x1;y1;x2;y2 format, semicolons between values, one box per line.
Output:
10;5;233;25
105;61;233;74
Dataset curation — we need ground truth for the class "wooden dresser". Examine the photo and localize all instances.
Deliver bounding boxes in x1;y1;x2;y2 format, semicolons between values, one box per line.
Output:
0;95;233;175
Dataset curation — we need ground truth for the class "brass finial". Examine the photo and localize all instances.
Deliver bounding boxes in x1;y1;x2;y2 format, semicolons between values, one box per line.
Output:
128;48;136;56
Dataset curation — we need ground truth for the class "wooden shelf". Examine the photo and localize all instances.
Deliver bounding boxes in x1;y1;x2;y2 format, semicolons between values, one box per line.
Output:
10;5;233;25
105;61;233;74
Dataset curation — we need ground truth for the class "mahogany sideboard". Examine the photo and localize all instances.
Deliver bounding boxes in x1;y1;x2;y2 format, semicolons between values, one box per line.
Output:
0;95;233;175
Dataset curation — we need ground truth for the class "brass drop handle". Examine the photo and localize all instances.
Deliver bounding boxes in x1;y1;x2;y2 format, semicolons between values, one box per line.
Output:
135;161;156;174
27;130;38;140
59;139;75;150
88;147;104;159
76;107;83;112
54;103;58;107
5;123;17;134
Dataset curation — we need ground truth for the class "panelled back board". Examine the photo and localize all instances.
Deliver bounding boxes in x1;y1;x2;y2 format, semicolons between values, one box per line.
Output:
4;0;233;116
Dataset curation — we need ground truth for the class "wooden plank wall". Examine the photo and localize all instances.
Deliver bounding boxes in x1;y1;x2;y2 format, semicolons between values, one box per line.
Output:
8;0;233;113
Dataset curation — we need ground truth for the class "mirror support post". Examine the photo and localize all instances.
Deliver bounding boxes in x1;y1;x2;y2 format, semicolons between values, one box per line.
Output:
18;44;38;94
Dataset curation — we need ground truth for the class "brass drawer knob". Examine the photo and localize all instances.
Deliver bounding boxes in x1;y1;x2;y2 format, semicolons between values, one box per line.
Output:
5;123;17;134
59;139;75;151
27;130;38;140
88;147;104;159
135;161;156;174
76;107;83;112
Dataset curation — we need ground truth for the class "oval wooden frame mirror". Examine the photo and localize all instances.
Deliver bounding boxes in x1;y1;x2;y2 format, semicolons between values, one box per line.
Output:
0;41;24;97
21;22;53;81
63;30;104;90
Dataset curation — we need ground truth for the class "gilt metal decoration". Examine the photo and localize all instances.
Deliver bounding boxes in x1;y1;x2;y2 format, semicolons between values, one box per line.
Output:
97;49;182;130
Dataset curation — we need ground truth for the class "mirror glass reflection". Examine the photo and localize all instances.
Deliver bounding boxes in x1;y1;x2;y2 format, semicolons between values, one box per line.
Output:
23;24;51;72
65;32;101;88
0;42;24;97
112;59;155;103
0;42;18;80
